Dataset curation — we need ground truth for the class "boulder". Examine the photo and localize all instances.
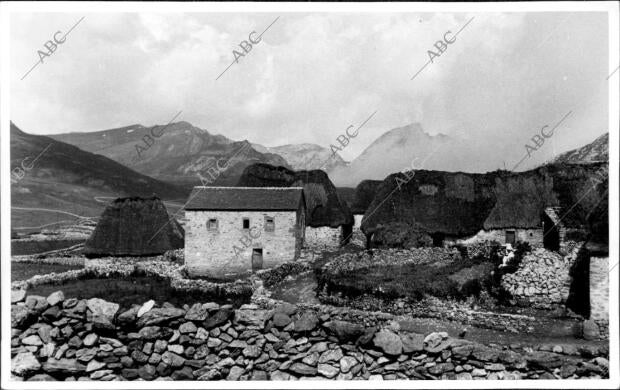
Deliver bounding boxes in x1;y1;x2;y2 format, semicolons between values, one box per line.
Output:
25;295;48;312
11;352;41;376
11;289;27;304
137;300;155;318
272;312;292;328
185;303;209;321
323;320;365;341
11;305;35;328
203;308;233;329
373;329;403;356
43;358;87;374
136;307;185;328
235;309;271;329
117;307;139;325
293;311;319;333
46;291;65;306
86;298;119;322
401;332;425;353
289;362;317;376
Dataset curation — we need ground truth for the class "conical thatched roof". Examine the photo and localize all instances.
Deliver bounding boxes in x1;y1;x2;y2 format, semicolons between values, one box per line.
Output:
84;196;184;257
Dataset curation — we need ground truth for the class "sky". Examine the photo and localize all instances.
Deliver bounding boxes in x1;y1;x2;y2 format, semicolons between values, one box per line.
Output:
10;11;610;169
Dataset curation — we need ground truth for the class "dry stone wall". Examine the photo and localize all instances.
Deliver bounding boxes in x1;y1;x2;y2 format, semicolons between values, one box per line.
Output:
10;290;609;382
501;247;578;309
589;257;609;339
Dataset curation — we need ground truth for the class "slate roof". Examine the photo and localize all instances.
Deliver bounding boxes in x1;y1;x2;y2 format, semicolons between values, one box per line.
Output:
184;187;305;211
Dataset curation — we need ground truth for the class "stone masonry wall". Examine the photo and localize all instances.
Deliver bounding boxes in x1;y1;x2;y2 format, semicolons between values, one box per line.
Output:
305;226;342;251
501;247;577;309
589;257;609;339
185;211;299;278
458;229;544;248
10;290;609;382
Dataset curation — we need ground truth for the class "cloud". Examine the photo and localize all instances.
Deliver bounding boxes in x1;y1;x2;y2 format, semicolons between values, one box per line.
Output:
10;12;609;169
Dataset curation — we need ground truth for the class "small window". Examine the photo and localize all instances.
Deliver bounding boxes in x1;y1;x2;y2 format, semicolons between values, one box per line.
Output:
207;218;218;231
265;216;275;232
242;218;250;229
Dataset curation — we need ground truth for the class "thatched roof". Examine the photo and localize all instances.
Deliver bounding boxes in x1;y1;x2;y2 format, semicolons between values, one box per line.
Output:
84;196;184;257
185;187;304;211
237;163;353;227
362;163;608;244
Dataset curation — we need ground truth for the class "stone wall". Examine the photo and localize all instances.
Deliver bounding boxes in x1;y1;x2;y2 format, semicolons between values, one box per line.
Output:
10;291;609;382
304;226;342;251
185;211;301;278
350;214;365;247
589;257;609;339
458;228;544;248
501;247;579;309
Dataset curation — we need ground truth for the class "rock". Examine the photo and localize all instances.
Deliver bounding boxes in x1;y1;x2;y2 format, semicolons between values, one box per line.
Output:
227;366;244;380
185;303;209;321
583;319;600;340
11;305;35;328
294;311;319;333
455;372;473;380
195;327;209;340
11;352;41;375
470;345;499;362
76;348;97;362
302;352;319;366
139;326;165;340
235;309;271;329
318;349;343;364
323;320;365;341
485;363;505;371
272;312;292;328
242;345;261;358
136;308;185;327
161;351;185;367
21;335;43;346
274;302;297;316
560;364;577;378
11;290;27;304
289;362;317;376
43;358;87;374
401;332;425;353
171;366;194;380
317;363;339;378
86;298;119;322
46;291;65;306
42;306;62;321
526;351;563;370
373;329;403;356
28;374;56;381
117;307;139;325
86;360;106;373
25;295;48;312
339;356;358;373
428;362;455;375
137;300;155;318
167;344;184;355
83;333;99;347
471;368;487;377
203;308;233;329
138;364;157;380
121;368;139;380
131;350;149;363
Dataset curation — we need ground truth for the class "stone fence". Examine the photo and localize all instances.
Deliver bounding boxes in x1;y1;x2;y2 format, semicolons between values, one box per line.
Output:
10;290;609;382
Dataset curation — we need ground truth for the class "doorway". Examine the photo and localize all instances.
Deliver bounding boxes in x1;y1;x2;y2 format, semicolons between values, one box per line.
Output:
505;230;516;245
251;248;263;271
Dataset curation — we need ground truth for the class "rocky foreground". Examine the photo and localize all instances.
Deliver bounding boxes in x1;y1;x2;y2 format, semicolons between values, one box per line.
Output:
11;290;609;381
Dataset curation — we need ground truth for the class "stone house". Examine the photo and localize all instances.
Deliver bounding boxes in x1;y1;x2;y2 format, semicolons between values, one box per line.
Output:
184;187;306;278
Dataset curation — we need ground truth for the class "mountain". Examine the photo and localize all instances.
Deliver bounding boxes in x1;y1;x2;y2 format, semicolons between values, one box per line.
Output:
51;122;290;191
328;123;463;187
10;122;186;232
252;143;348;171
553;133;608;164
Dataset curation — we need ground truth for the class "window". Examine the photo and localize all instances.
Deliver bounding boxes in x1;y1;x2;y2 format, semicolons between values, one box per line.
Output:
242;218;250;230
207;218;218;231
265;216;275;232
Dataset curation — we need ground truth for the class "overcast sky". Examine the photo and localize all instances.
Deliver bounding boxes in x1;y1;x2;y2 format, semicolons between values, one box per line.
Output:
10;12;609;168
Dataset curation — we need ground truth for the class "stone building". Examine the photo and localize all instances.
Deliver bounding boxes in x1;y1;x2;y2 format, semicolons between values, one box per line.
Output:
184;187;305;279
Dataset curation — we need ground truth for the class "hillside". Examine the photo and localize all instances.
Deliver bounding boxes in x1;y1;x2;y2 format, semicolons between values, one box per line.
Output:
10;123;186;232
51;121;290;191
553;132;608;164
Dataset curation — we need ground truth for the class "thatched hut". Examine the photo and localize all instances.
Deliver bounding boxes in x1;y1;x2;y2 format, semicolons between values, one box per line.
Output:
84;196;184;257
